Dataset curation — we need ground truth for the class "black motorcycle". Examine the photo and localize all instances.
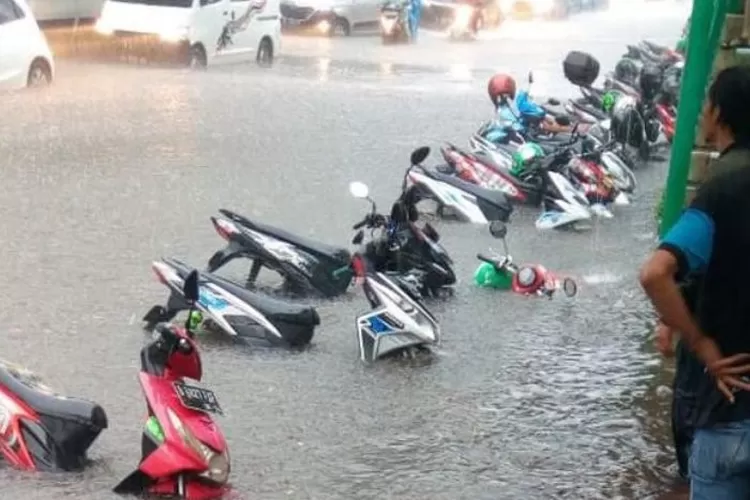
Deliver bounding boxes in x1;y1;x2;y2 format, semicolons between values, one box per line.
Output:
347;153;456;297
206;209;353;298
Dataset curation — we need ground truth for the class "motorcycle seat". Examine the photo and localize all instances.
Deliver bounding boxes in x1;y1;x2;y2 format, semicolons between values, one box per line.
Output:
0;364;107;427
203;273;321;326
218;210;349;261
422;167;511;212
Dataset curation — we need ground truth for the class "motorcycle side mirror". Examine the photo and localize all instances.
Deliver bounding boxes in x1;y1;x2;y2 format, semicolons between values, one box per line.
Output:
349;181;369;199
563;278;578;297
489;220;507;239
183;270;200;303
352;230;364;245
410;146;430;166
555;115;571;127
423;222;439;242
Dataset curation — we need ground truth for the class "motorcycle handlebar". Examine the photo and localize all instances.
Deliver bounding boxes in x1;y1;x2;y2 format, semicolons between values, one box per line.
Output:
477;253;499;266
154;323;192;354
352;218;368;230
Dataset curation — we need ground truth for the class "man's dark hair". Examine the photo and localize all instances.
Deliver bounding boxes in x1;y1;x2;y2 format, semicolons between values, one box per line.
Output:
707;65;750;142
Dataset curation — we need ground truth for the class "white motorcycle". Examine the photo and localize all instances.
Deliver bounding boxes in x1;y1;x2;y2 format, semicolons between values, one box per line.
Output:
143;258;320;347
348;181;442;362
404;146;514;224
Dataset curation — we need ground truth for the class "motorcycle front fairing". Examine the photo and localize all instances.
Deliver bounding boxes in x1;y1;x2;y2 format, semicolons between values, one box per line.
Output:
356;272;440;362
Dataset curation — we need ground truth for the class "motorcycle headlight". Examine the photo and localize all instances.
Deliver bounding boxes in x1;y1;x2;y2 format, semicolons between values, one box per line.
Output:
380;283;415;313
167;409;229;485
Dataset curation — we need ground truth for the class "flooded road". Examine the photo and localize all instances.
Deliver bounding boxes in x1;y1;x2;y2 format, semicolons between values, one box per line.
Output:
0;3;690;498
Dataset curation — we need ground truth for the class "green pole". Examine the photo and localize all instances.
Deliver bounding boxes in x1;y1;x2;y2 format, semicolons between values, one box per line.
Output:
659;0;729;237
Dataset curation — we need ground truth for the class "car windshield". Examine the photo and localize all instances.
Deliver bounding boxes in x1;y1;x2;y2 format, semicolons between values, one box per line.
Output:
113;0;193;7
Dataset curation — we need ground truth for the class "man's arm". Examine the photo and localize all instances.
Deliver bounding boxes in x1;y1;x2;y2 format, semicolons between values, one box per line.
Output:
639;207;720;366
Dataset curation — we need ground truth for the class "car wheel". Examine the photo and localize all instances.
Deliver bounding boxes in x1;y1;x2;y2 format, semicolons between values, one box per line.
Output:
27;59;51;88
256;37;274;67
328;17;350;36
187;44;207;69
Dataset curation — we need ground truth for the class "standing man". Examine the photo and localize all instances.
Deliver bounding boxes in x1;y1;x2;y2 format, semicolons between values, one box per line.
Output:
408;0;422;41
640;65;750;499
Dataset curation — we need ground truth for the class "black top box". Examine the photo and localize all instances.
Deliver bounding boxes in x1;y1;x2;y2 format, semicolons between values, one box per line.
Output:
563;51;600;87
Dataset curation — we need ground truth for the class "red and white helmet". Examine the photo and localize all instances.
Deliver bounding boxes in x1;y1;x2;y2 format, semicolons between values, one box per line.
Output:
487;73;517;105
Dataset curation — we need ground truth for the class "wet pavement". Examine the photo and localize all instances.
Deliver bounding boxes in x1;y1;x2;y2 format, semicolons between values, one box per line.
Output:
0;2;690;498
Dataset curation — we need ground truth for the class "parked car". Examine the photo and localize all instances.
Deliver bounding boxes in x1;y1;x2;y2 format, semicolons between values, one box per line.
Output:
495;0;606;19
94;0;281;68
280;0;381;36
0;0;54;90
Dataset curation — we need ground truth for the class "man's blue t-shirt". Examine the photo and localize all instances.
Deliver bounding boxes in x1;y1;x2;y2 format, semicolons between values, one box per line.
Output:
658;155;750;428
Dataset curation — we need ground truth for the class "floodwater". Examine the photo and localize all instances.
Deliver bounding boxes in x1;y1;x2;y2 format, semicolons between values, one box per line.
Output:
0;3;690;499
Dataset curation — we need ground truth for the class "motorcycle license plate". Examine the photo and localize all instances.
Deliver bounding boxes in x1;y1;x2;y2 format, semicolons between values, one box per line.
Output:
174;382;223;415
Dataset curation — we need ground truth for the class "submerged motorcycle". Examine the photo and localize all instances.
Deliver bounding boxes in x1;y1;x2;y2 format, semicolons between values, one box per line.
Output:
115;271;230;499
344;210;441;362
0;360;107;471
469;129;607;230
206;209;353;298
380;0;410;43
144;258;320;347
346;178;456;297
475;221;578;298
405;146;514;224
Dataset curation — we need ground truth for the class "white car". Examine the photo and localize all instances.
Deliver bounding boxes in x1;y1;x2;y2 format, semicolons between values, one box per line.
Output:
95;0;281;68
0;0;54;90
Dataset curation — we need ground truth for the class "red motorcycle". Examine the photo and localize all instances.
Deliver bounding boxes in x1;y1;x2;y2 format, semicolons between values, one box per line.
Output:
0;360;107;471
475;221;578;298
655;102;676;143
114;270;230;500
440;143;527;203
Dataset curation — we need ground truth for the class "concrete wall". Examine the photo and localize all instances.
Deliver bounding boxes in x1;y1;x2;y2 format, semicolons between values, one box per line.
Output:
27;0;104;21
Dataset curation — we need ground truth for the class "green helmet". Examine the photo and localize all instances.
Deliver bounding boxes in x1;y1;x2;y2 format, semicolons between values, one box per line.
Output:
601;90;620;113
511;143;545;176
188;310;204;331
473;262;513;289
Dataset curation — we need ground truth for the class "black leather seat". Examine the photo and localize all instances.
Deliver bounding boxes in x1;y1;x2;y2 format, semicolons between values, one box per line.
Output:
422;167;510;210
201;273;320;326
218;209;348;260
0;365;102;425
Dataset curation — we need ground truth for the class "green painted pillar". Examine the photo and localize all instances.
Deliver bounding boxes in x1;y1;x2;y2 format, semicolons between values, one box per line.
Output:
659;0;730;237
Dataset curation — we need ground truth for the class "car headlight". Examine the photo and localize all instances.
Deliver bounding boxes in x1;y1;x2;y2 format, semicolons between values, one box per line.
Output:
167;409;229;484
452;5;473;27
95;18;113;35
532;0;554;11
159;25;189;43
